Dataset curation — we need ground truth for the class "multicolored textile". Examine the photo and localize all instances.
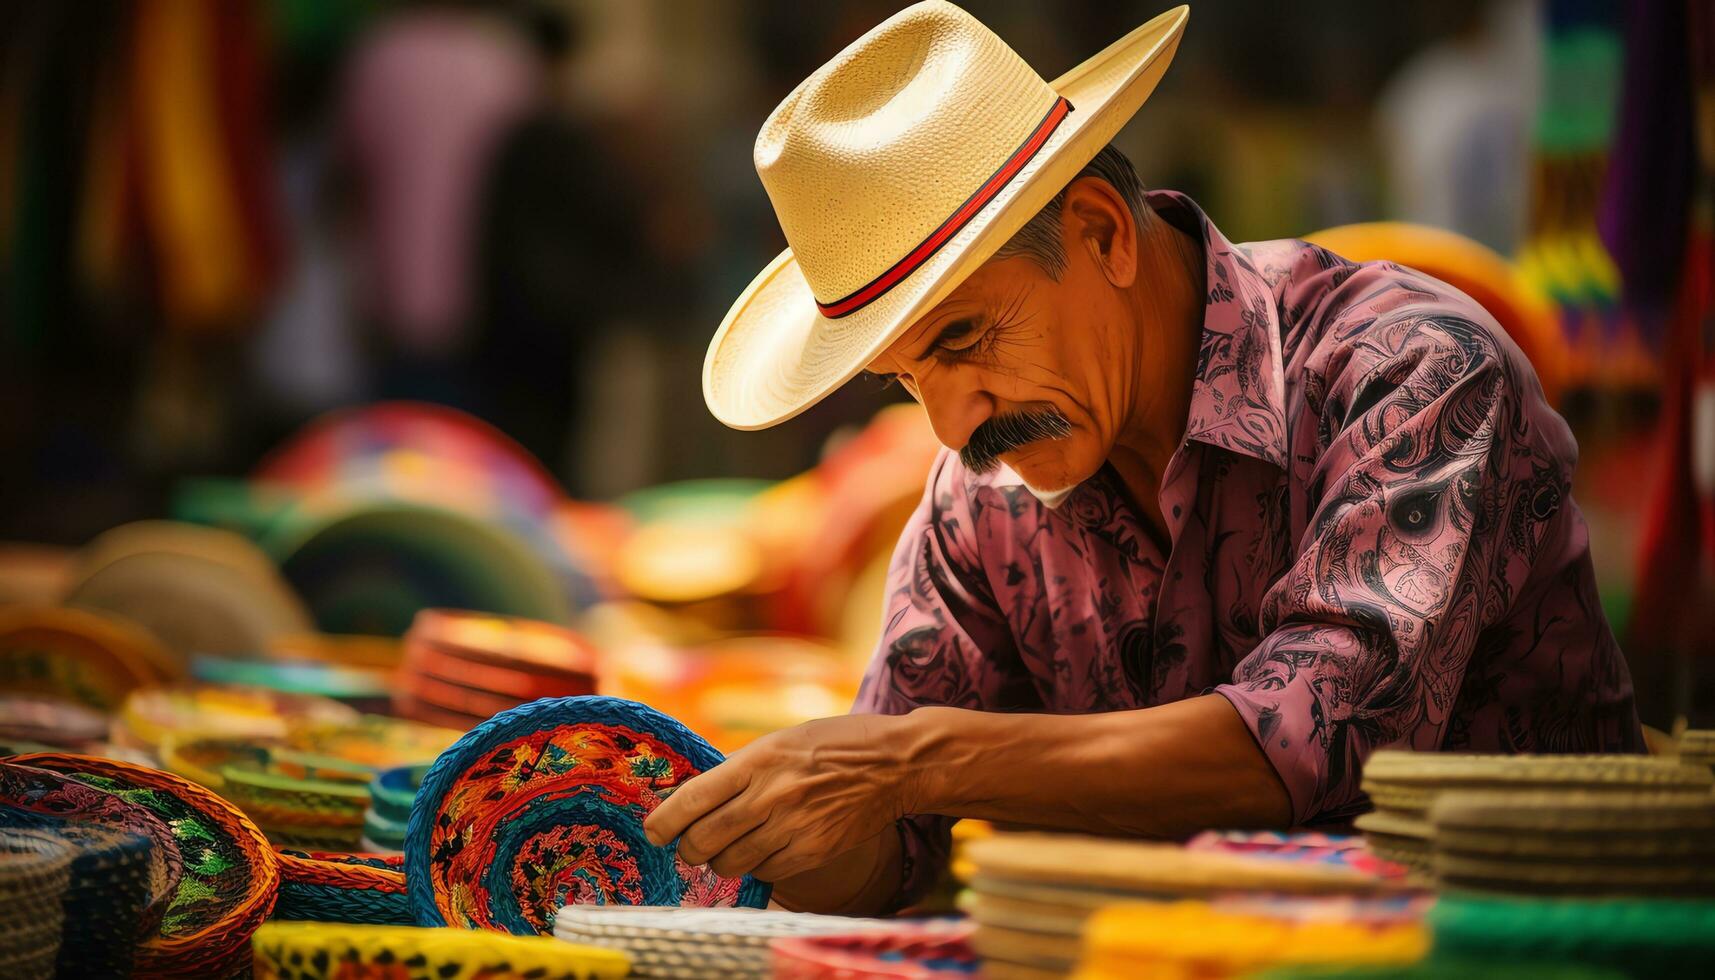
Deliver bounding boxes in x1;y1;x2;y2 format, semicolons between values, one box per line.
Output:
855;190;1644;908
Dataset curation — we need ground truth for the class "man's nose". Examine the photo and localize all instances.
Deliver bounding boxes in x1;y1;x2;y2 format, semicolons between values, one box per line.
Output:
916;370;993;453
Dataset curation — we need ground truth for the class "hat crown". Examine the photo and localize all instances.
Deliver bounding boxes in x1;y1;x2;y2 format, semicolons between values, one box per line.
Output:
755;1;1059;306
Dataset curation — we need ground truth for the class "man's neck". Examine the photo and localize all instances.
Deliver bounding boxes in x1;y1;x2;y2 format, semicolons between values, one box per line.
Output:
1106;215;1206;542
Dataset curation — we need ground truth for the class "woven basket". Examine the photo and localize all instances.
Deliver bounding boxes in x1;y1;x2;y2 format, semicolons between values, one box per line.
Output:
0;605;176;710
52;824;154;977
252;921;630;979
0;760;184;934
12;752;280;977
273;848;412;925
0;828;71;980
553;905;892;980
406;696;769;935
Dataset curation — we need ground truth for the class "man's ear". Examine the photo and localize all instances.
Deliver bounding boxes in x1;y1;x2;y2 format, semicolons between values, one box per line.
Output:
1061;177;1137;288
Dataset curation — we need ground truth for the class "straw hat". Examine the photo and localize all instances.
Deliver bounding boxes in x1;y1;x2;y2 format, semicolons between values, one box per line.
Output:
704;1;1189;429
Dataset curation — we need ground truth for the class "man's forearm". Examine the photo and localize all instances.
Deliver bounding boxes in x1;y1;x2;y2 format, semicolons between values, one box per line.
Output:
898;693;1292;836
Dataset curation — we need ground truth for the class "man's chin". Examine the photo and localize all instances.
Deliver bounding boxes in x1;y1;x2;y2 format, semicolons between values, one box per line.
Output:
1022;481;1077;509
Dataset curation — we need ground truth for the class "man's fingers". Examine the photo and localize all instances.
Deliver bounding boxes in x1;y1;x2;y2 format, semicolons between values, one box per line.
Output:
706;824;788;880
643;761;749;847
677;793;767;867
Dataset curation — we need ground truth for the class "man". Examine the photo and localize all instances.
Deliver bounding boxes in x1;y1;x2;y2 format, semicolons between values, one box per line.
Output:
645;2;1644;915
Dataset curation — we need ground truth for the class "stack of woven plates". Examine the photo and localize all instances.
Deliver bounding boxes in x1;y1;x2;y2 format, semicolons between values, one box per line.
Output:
396;609;599;730
553;906;889;979
1070;901;1427;980
1680;729;1715;773
1355;751;1714;874
359;764;425;853
253;921;630;979
1429;789;1715;897
959;833;1402;979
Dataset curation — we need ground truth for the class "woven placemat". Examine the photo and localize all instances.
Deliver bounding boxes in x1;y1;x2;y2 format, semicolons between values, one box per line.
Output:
962;833;1395;897
960;889;1091;937
406;696;769;935
771;923;979;979
0;828;71;979
13;752;280;976
1361;750;1713;791
553;905;892;980
969;922;1082;973
1429;790;1715;862
0;761;184;934
1434;853;1715;897
252;921;630;979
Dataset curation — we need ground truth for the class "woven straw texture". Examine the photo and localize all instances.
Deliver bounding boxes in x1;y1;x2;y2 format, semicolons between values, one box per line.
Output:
962;833;1397;895
0;828;71;980
40;823;154;977
252;921;630;980
13;752;280;977
406;696;769;935
274;848;412;925
553;905;891;979
0;760;184;933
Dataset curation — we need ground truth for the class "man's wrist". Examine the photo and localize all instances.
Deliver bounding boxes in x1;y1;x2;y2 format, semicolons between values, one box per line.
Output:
890;705;968;816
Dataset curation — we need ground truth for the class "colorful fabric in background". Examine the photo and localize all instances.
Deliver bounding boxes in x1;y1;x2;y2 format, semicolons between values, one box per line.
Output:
405;697;769;936
1184;831;1410;881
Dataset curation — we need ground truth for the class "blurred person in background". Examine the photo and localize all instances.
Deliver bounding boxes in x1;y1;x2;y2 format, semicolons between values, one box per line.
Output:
648;2;1643;916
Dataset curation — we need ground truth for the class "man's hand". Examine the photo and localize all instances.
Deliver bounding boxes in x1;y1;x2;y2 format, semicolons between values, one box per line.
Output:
643;713;916;883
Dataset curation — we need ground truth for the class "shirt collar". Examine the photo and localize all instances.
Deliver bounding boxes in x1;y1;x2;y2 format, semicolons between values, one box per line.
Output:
1150;189;1290;471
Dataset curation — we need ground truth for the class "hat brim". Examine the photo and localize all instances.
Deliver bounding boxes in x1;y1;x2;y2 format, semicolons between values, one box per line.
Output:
703;6;1189;430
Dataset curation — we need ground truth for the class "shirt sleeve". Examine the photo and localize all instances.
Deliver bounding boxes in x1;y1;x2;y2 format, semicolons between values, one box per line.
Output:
1214;307;1574;823
852;450;1022;910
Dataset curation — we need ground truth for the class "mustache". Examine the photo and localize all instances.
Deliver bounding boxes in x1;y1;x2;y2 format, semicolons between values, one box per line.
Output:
959;408;1073;473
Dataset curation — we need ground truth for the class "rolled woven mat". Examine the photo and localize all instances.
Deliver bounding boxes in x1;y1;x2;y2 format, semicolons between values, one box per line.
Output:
11;752;280;977
405;696;769;935
113;682;361;754
274;849;411;925
1428;789;1715;897
251;921;630;980
553;905;892;980
771;922;980;979
1429;894;1715;975
0;828;71;980
0;819;155;977
1068;901;1428;980
0;761;184;933
0;604;178;710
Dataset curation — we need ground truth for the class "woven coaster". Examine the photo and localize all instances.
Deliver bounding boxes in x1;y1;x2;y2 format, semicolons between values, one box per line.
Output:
0;829;71;980
1429;894;1715;971
960;890;1091;937
962;833;1394;897
0;761;183;933
12;752;279;976
1361;750;1713;791
553;906;892;980
1429;789;1715;863
969;922;1082;973
0;605;176;710
771;923;979;979
274;848;411;925
252;921;630;980
406;696;769;935
1434;852;1715;897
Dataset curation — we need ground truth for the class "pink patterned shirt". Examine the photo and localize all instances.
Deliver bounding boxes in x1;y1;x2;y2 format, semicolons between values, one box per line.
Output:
854;191;1644;909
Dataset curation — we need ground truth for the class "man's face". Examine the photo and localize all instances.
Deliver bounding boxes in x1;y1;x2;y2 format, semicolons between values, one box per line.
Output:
864;207;1155;496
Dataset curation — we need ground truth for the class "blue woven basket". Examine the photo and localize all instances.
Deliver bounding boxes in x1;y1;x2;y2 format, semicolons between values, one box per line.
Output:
274;850;413;926
406;696;769;933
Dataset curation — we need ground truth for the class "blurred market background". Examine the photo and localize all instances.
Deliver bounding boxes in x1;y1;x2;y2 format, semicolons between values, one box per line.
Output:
2;0;1712;757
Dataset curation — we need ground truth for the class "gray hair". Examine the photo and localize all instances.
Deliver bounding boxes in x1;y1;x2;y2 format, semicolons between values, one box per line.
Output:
993;144;1151;279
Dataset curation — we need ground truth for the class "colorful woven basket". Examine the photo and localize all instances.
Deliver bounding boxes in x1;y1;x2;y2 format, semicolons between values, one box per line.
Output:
0;760;183;938
251;920;631;980
0;605;177;710
274;849;412;925
772;923;981;979
12;753;280;977
406;696;769;935
0;828;71;980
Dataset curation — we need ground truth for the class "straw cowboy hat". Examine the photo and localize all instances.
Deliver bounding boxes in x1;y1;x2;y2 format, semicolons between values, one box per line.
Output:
703;1;1189;430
